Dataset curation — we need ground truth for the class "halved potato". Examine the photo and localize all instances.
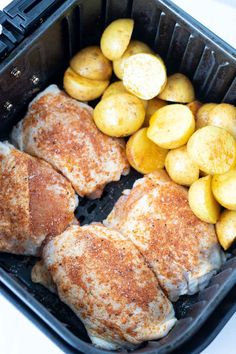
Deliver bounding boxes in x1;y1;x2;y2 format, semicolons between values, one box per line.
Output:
126;128;168;173
143;98;167;126
93;93;145;137
196;103;217;129
187;100;202;117
212;168;236;210
158;73;195;103
63;67;109;101
147;104;195;149
100;19;134;60
70;46;112;81
216;210;236;250
188;175;220;224
165;146;199;186
208;103;236;139
123;53;167;100
113;40;153;79
187;126;236;175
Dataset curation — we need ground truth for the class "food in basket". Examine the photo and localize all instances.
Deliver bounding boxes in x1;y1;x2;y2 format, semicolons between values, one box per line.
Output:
104;170;225;302
208;103;236;139
212;168;236;210
216;210;236;250
143;97;167;126
0;142;77;256
32;223;176;349
158;73;195;103
195;103;218;129
11;85;129;199
187;100;202;117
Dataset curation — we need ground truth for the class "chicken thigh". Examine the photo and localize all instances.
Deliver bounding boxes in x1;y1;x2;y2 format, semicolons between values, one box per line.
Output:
32;223;176;350
12;85;129;199
0;142;78;256
104;170;225;301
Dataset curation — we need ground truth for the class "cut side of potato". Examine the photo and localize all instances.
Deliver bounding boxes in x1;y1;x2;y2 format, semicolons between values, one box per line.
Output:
208;103;236;139
147;104;195;149
143;98;167;126
187;126;236;175
113;40;153;80
93;93;145;137
196;103;217;129
187;100;202;117
158;73;195;103
126;128;168;174
165;146;199;186
100;19;134;60
123;53;167;100
63;67;109;101
70;46;112;81
188;175;220;224
212;168;236;210
216;210;236;250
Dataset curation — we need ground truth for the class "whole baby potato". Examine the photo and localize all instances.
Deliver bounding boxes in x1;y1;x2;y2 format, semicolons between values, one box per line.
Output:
93;93;145;137
196;103;217;129
70;46;112;81
158;73;195;103
63;67;109;101
101;19;134;60
208;103;236;139
212;168;236;210
165;146;199;186
216;210;236;250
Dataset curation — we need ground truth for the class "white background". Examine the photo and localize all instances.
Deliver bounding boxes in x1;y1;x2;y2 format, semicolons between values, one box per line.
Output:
0;0;236;354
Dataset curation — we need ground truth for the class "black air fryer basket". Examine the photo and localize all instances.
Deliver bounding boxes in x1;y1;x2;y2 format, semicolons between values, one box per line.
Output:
0;1;236;353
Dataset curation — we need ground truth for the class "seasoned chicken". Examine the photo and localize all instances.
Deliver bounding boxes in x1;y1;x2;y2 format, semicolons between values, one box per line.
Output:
0;142;78;256
104;170;225;301
12;85;129;199
32;224;176;350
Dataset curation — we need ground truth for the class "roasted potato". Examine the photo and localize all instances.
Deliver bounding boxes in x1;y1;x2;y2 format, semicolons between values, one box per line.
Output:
113;40;153;80
70;46;112;81
165;146;199;186
93;93;145;137
196;103;217;129
212;168;236;210
187;100;202;117
143;98;167;126
123;53;167;100
147;104;195;149
158;73;195;103
188;175;220;224
63;67;109;101
187;126;236;175
216;210;236;250
126;128;168;173
208;103;236;139
100;19;134;60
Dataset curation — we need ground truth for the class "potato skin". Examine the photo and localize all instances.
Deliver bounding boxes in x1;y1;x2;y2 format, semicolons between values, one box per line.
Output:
93;93;145;137
216;210;236;250
212;168;236;210
188;175;220;224
187;100;202;117
165;146;199;186
196;103;217;129
101;19;134;60
63;67;109;101
158;73;195;103
126;128;168;174
143;98;167;127
208;103;236;139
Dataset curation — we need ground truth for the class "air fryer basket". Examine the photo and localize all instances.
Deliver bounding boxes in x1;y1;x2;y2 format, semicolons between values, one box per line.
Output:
0;0;236;353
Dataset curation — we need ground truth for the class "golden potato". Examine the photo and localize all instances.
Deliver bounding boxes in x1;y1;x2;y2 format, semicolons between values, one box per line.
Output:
187;126;236;175
113;40;153;79
143;98;167;126
126;128;168;174
196;103;217;129
212;168;236;210
147;104;195;149
158;73;195;103
216;210;236;250
70;46;112;81
100;19;134;60
188;176;220;224
187;100;202;117
123;53;167;100
63;67;109;101
93;93;145;137
208;103;236;139
165;146;199;186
